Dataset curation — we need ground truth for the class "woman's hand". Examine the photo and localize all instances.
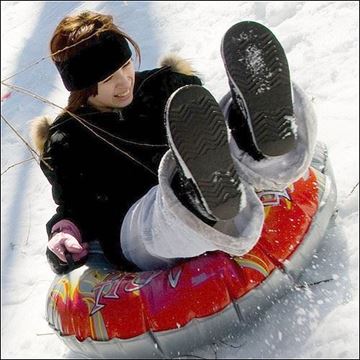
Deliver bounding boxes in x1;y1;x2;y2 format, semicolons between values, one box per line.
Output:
48;219;88;263
48;232;89;263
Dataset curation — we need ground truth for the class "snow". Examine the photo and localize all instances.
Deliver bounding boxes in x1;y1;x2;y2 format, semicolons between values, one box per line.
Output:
240;42;272;94
285;115;298;139
1;1;359;358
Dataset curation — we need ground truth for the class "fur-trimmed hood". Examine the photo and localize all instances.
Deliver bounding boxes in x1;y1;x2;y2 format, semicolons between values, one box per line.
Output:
158;53;198;76
30;115;54;155
30;54;197;155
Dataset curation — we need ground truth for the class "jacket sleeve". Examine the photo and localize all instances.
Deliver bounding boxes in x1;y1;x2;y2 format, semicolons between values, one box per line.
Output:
163;68;202;93
40;128;93;274
42;130;82;232
129;67;203;136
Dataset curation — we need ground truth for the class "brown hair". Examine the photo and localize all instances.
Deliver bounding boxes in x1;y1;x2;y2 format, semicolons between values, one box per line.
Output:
50;11;141;113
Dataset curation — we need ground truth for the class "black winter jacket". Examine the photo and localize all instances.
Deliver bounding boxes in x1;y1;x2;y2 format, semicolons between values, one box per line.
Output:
41;65;202;273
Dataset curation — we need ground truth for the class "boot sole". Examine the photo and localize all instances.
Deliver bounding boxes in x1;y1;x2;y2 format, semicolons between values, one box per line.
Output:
221;21;296;156
165;85;242;221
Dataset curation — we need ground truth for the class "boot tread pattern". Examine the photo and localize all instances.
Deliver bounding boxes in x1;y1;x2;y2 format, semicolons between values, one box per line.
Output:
166;85;242;220
222;21;296;156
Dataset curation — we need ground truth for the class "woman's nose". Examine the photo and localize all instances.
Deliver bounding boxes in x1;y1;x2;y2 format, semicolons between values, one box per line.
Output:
114;69;130;86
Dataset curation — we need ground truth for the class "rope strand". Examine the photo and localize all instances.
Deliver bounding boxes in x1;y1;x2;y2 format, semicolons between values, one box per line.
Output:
1;81;158;177
1;114;53;171
80;119;168;148
1;26;110;83
1;25;161;177
1;158;35;176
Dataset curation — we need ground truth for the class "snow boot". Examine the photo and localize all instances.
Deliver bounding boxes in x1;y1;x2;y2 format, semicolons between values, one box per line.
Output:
166;85;242;222
221;21;296;157
171;170;217;226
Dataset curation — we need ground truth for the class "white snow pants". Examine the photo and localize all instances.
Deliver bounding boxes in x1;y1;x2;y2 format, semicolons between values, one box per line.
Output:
120;83;318;270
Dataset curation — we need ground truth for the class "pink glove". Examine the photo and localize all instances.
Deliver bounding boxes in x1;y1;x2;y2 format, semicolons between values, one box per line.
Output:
48;219;89;263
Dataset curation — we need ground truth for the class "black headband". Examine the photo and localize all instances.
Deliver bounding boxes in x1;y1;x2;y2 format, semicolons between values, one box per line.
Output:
54;31;132;91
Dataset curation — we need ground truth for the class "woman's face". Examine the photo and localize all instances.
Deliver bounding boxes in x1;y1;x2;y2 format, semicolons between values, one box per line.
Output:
88;59;135;112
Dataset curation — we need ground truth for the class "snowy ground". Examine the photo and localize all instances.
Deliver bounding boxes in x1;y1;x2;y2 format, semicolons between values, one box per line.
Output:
1;1;359;359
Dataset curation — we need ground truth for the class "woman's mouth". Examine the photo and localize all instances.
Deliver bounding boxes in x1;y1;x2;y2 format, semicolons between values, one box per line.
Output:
114;89;130;98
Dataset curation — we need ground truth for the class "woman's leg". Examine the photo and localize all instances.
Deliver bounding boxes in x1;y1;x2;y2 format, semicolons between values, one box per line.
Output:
120;151;264;271
221;83;317;191
120;86;265;271
220;21;317;191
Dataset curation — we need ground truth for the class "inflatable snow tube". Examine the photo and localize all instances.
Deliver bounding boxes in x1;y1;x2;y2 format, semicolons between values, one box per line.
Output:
46;142;337;359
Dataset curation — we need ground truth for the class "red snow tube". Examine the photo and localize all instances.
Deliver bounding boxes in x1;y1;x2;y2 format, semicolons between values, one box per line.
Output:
46;165;336;358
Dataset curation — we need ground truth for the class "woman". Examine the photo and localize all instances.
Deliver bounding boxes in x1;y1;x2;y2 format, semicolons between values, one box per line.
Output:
32;11;316;273
32;11;203;273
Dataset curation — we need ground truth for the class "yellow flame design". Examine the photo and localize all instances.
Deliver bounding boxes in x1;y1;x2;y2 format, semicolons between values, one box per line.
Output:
234;253;270;277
